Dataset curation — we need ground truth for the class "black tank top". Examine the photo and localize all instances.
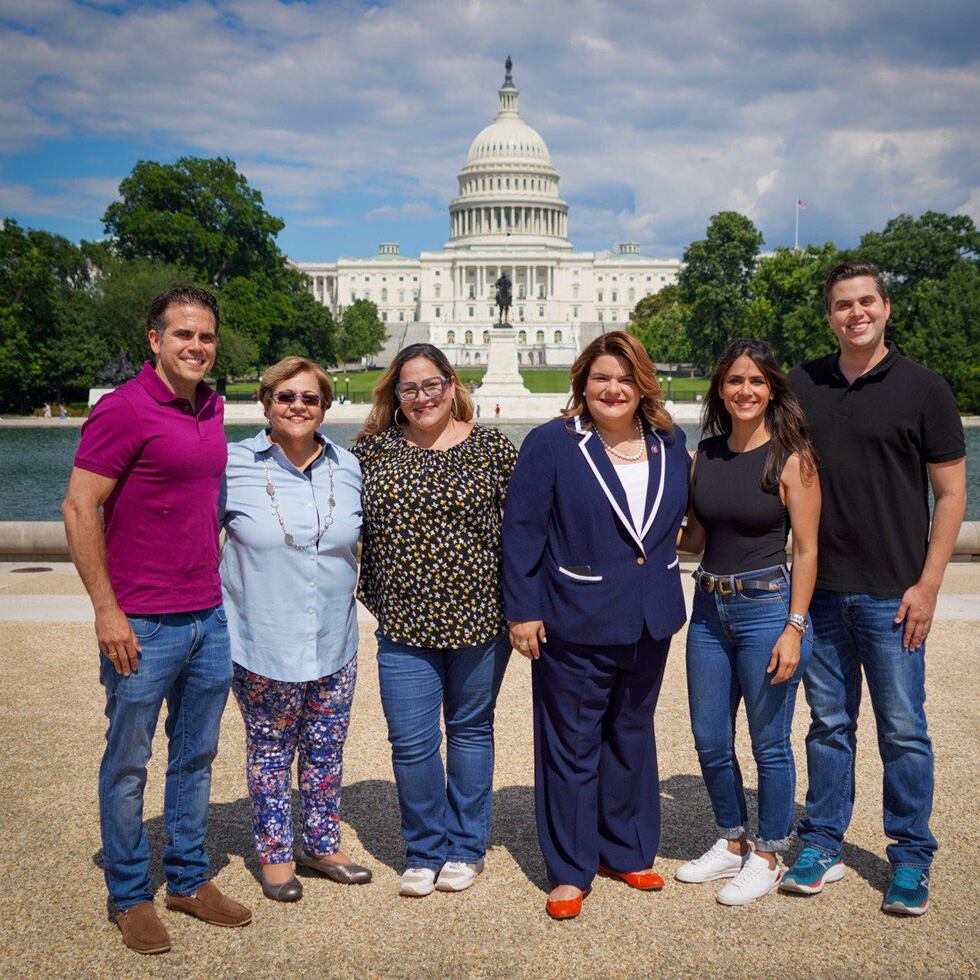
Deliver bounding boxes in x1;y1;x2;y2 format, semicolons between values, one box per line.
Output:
692;435;789;574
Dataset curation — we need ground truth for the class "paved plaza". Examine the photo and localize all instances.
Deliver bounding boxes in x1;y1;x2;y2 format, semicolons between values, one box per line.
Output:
1;560;978;978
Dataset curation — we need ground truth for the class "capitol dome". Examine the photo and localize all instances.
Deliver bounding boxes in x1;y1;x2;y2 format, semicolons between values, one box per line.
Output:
447;57;569;250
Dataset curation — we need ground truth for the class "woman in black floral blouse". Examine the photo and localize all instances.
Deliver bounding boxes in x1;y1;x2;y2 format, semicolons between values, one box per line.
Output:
353;343;517;898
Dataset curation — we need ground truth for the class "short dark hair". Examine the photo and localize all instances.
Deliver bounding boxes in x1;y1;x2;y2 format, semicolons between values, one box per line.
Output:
147;285;220;335
823;261;889;313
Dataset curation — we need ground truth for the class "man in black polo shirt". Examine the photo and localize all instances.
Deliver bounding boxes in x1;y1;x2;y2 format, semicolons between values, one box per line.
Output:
781;261;966;916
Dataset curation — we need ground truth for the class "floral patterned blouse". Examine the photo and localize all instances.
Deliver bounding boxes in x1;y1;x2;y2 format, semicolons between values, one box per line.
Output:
352;423;518;649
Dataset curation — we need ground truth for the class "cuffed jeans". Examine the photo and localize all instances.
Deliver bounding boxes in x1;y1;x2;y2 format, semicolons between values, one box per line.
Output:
376;632;510;871
99;605;232;910
686;566;811;853
798;589;936;867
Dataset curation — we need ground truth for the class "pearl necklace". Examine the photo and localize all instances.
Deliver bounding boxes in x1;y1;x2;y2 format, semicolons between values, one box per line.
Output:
263;454;335;551
595;416;645;461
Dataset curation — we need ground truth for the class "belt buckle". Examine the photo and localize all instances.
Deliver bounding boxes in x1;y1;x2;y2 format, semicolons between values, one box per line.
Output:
717;578;733;597
697;572;714;594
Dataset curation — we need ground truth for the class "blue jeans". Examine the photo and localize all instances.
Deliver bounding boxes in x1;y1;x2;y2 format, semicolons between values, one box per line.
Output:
376;632;510;870
99;605;232;909
798;589;936;867
686;565;811;853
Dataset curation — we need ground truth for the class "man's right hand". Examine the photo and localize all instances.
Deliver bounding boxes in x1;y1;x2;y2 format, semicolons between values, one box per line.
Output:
95;605;141;676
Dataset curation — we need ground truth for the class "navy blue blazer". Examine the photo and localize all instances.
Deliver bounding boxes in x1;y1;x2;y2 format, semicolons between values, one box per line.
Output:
502;415;690;645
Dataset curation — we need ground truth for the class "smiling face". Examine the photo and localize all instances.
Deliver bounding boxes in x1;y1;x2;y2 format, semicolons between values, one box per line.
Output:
721;353;771;425
396;356;454;433
584;353;641;431
827;275;890;358
148;303;217;399
264;368;326;445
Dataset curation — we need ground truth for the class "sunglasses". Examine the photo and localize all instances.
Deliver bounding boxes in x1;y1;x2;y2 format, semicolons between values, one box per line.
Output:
395;376;451;402
270;390;323;407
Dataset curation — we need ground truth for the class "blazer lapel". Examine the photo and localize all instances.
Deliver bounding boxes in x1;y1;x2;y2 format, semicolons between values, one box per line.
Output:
574;418;645;553
638;427;667;543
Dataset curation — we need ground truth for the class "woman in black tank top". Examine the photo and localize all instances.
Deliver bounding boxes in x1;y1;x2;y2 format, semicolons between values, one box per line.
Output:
676;339;821;906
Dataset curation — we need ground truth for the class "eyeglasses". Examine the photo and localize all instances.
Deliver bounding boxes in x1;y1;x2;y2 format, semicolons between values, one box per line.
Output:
270;390;323;407
394;376;450;402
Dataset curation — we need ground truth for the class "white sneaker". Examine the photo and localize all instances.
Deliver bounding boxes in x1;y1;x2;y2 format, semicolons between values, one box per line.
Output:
676;839;748;883
435;859;485;892
399;867;437;897
716;852;782;906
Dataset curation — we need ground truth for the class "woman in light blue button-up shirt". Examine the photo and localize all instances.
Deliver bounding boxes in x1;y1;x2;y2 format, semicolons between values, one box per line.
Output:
220;356;372;903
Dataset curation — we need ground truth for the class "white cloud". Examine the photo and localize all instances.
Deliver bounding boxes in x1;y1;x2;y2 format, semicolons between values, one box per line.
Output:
0;0;976;255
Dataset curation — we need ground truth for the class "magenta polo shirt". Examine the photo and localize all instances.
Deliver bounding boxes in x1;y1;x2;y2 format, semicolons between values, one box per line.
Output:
74;362;227;615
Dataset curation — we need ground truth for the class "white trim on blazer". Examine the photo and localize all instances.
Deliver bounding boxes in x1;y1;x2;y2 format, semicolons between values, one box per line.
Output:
573;415;667;554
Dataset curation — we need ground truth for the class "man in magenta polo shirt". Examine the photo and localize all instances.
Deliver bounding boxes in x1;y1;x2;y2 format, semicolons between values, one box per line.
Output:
63;286;251;955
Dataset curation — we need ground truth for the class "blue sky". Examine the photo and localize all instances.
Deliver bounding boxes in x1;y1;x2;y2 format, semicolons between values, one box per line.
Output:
1;0;977;261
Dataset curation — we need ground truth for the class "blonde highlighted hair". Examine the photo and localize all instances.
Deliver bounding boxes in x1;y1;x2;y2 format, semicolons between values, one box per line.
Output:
258;356;334;411
563;330;674;436
356;343;473;441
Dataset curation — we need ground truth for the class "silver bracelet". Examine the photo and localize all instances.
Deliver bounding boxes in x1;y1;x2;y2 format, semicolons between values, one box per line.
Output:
787;613;807;634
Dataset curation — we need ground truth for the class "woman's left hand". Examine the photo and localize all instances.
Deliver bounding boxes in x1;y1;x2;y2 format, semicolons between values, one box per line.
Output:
766;628;802;685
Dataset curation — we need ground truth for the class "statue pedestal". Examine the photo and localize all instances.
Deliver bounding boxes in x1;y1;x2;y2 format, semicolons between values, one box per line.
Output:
473;326;569;420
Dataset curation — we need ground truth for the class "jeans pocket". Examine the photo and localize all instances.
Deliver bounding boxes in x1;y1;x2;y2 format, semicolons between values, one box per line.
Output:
213;603;228;626
737;586;787;604
128;614;162;640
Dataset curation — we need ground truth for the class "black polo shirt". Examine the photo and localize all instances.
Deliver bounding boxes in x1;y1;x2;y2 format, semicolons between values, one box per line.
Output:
790;343;965;597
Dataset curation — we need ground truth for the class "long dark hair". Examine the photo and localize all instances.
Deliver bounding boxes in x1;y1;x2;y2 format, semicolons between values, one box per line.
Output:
355;342;473;440
702;338;817;493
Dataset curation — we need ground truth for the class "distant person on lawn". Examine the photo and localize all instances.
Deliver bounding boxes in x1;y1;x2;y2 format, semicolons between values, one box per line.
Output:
62;286;251;955
782;262;966;916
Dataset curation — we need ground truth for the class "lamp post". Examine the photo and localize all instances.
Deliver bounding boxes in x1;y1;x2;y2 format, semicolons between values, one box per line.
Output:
667;375;673;401
345;376;351;401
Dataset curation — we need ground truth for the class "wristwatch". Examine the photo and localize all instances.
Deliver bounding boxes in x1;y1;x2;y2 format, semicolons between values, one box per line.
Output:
787;613;807;634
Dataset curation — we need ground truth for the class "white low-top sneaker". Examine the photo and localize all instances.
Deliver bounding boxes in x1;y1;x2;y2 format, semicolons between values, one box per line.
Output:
676;839;748;883
399;867;437;897
435;859;485;892
716;852;782;906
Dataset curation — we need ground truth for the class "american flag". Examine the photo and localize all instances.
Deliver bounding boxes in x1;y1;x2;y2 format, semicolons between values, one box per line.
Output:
797;199;807;209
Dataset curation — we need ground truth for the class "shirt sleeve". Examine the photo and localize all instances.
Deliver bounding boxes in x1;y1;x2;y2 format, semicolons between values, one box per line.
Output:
492;429;519;508
501;426;556;622
74;393;144;479
921;375;966;464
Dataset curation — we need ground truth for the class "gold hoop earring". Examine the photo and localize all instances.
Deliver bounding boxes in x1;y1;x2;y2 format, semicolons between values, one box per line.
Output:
394;405;406;425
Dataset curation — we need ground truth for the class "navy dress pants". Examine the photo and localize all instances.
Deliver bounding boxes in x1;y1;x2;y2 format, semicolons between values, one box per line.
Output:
532;630;670;890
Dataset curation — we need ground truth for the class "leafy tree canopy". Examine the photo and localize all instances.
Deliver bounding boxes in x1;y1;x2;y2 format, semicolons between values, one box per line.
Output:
336;299;387;366
103;157;286;286
629;284;691;365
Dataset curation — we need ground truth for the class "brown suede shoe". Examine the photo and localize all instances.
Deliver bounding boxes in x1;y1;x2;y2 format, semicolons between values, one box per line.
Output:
114;901;171;954
165;881;252;927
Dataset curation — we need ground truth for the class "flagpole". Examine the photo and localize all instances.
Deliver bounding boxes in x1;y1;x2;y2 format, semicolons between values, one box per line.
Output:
794;200;799;252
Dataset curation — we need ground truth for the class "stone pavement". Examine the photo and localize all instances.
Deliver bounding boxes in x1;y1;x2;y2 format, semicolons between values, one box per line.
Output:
1;561;977;978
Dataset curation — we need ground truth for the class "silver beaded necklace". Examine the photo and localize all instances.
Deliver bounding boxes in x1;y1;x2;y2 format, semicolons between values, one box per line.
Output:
594;415;645;461
263;453;335;551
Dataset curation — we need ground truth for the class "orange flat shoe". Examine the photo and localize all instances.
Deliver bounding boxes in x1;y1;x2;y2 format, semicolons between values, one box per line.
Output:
546;886;591;920
598;866;665;890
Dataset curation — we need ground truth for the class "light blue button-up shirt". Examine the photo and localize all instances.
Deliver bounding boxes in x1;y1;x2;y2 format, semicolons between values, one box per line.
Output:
220;429;362;682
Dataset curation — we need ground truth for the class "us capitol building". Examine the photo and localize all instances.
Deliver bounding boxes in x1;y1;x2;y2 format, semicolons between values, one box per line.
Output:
294;59;680;368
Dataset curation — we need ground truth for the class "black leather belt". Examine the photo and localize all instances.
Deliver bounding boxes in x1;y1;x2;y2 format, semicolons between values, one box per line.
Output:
693;569;783;596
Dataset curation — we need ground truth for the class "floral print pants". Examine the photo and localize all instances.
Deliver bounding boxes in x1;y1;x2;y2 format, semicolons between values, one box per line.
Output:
232;656;357;865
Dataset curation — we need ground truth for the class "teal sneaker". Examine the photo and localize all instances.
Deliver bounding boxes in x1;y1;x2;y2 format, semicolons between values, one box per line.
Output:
882;866;929;916
779;846;846;895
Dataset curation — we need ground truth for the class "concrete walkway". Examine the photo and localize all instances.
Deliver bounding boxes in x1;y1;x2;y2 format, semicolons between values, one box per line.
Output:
1;561;977;977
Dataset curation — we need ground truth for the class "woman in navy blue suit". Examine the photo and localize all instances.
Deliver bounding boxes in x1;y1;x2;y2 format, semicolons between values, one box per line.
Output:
502;331;690;920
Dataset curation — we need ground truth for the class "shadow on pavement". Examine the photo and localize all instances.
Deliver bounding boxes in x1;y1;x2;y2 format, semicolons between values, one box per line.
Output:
92;773;892;899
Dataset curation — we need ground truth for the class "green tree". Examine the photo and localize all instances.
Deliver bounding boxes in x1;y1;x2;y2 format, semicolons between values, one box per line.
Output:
748;244;841;366
103;157;285;286
336;300;387;367
0;219;96;410
897;260;980;412
629;284;691;364
678;211;764;370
